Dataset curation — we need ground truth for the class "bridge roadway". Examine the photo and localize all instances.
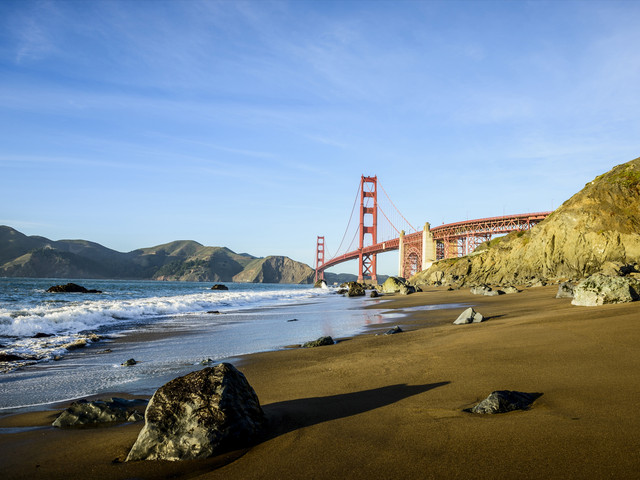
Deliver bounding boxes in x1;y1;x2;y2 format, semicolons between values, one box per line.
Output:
319;211;551;279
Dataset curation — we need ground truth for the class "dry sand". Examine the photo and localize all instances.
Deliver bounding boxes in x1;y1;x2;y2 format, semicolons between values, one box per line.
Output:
1;285;639;479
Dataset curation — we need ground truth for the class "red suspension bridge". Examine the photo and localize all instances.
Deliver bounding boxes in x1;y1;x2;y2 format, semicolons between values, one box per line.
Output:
315;175;550;283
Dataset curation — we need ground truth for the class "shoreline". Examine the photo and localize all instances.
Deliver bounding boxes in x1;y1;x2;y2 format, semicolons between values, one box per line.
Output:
1;286;640;479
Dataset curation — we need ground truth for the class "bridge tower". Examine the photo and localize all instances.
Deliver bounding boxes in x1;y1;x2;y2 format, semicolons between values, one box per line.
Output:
314;236;325;283
358;175;378;284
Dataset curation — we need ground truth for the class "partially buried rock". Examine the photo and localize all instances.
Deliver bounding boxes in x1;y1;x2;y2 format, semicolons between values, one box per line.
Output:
453;307;484;325
211;284;229;291
52;398;147;427
571;274;640;306
556;281;575;299
470;390;541;414
381;326;403;336
302;336;334;348
126;363;265;462
122;358;138;366
46;283;102;293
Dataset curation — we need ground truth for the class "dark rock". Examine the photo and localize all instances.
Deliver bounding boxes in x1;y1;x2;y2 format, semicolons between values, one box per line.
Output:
336;288;348;295
46;283;102;293
470;390;542;414
313;279;327;288
98;349;112;354
122;358;138;366
286;318;298;322
381;326;403;335
52;398;148;427
344;282;365;297
126;363;265;461
32;332;54;338
0;352;26;361
370;290;379;298
453;307;484;325
302;336;334;348
556;281;575;299
211;284;229;291
207;310;221;314
200;358;213;365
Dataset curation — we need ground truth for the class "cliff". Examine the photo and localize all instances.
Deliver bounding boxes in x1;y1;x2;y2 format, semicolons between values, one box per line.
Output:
231;256;315;284
411;156;640;286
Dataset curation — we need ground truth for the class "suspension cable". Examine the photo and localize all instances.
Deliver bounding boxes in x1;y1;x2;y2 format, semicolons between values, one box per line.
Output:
378;180;417;232
327;181;361;261
378;204;401;236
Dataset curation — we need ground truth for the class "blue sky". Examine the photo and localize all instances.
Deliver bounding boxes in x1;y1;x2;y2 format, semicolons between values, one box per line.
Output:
1;0;639;276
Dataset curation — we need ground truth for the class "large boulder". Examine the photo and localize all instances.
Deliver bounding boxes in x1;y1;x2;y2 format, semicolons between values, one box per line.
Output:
211;284;229;291
126;363;265;462
52;398;147;427
571;274;640;306
313;279;327;288
342;282;365;297
453;307;484;325
380;277;406;294
470;390;541;414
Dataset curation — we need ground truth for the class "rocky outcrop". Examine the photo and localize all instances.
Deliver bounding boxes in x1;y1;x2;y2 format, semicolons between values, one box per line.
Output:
52;398;147;427
314;279;327;288
232;256;315;284
571;274;640;306
453;307;484;325
470;390;541;414
211;284;229;290
46;283;102;293
126;363;265;462
411;157;640;287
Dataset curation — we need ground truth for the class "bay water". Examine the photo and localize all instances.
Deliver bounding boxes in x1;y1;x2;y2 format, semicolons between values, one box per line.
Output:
0;278;399;410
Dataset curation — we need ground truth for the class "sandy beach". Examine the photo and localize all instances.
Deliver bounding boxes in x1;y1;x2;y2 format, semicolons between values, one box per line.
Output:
2;285;639;479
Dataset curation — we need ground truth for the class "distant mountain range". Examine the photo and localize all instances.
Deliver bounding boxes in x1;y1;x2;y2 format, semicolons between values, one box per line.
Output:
0;226;368;284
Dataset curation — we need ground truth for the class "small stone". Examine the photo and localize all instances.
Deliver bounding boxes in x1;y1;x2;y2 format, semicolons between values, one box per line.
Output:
370;290;379;298
556;282;575;299
302;336;334;348
383;326;403;335
453;307;484;325
287;318;298;322
470;390;541;414
122;358;138;366
210;284;229;291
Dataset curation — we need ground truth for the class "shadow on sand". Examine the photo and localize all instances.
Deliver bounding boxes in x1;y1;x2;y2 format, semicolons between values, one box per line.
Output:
260;381;450;439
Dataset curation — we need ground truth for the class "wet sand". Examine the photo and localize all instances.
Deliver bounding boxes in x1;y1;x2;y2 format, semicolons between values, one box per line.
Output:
2;285;639;479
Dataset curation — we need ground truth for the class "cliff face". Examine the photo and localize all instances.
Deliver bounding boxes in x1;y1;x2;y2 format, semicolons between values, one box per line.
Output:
232;256;315;284
412;157;640;286
0;228;315;284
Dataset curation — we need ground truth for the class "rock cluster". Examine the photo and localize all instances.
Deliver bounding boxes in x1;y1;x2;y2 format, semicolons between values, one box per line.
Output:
126;363;265;462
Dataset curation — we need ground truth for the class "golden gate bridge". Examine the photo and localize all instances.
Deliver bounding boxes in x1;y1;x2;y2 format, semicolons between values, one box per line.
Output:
315;175;550;283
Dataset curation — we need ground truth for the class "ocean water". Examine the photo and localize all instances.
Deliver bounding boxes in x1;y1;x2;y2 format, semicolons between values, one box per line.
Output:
0;278;399;410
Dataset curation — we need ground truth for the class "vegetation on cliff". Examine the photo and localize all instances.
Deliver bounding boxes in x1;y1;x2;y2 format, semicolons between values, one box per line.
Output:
0;227;315;284
411;157;640;286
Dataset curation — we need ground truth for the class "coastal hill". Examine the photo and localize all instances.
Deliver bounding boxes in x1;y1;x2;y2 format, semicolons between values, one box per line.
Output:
0;227;316;284
411;156;640;286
